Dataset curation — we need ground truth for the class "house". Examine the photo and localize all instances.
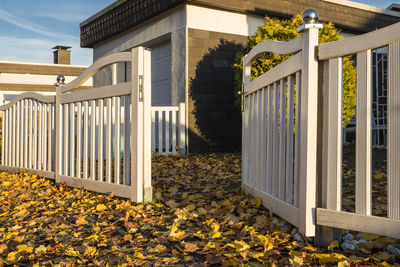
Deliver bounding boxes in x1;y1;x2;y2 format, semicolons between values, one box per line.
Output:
0;46;91;105
80;0;400;153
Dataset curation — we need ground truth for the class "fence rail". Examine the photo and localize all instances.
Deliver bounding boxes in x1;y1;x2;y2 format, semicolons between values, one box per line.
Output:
151;103;186;155
0;47;152;203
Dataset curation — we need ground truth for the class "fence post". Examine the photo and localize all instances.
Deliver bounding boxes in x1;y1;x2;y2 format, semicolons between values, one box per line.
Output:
143;48;152;202
297;9;322;237
131;47;143;203
55;86;61;181
178;102;186;155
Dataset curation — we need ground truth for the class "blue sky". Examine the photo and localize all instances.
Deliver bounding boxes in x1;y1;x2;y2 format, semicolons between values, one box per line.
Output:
0;0;398;66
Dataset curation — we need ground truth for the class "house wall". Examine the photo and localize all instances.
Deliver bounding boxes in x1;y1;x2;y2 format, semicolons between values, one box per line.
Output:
91;6;187;106
187;28;248;153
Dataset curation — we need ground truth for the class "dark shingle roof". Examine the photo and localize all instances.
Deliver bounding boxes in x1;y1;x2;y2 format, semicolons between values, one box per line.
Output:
80;0;400;48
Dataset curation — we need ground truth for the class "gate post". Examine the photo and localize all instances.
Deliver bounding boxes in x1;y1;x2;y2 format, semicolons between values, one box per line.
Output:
130;46;152;203
297;9;323;237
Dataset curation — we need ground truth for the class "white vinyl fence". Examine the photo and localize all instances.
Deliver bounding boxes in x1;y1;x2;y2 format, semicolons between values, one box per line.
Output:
0;47;152;203
151;103;186;155
0;93;55;178
318;21;400;238
242;21;321;236
243;14;400;239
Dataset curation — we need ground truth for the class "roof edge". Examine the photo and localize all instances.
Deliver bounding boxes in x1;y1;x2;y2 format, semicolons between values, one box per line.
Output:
321;0;400;18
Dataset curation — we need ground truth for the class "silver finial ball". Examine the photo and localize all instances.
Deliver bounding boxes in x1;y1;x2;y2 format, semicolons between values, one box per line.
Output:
56;74;65;85
302;9;319;24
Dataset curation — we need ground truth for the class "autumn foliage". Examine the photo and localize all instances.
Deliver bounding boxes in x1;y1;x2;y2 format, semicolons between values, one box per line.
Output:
0;154;398;265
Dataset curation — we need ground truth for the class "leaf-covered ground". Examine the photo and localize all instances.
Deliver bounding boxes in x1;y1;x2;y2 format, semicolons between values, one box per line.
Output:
0;153;399;266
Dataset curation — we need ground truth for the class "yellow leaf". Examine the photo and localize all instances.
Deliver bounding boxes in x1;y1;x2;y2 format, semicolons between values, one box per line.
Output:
212;231;221;239
96;204;107;212
328;240;339;250
35;245;47;255
256;197;262;208
226;240;250;252
7;251;18;261
85;234;99;241
337;260;350;267
211;223;220;232
6;231;19;240
64;248;81;257
16;244;33;253
168;223;185;241
312;253;348;263
184;242;199;253
76;216;88;226
84;246;97;258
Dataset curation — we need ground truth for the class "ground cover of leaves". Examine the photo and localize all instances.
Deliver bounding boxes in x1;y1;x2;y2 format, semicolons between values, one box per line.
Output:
0;153;399;266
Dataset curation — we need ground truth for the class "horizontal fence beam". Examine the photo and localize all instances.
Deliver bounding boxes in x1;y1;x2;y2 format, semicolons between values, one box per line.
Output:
319;21;400;60
60;82;131;104
0;92;55;111
57;175;132;199
0;165;54;180
317;208;400;239
244;52;302;96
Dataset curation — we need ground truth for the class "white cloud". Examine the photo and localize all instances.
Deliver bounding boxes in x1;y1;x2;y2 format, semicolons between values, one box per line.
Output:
0;9;79;41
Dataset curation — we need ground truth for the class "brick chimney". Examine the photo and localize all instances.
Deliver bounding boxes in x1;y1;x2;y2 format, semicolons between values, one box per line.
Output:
53;45;71;64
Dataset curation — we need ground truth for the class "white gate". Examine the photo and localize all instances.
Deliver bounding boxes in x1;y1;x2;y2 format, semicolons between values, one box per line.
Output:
0;47;152;203
243;12;400;239
318;21;400;238
242;19;321;236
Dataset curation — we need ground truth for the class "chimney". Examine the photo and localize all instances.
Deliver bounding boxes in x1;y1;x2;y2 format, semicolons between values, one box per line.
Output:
53;45;71;64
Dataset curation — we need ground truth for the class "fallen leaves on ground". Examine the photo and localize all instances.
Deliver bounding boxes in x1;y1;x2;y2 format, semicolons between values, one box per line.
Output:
0;153;398;266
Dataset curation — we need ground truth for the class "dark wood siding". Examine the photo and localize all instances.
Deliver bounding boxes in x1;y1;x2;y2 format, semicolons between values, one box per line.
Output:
188;28;247;153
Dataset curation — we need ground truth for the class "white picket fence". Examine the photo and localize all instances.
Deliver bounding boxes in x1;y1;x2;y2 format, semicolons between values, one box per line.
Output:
151;103;186;155
318;21;400;238
242;22;320;237
0;93;55;178
0;47;152;203
243;14;400;239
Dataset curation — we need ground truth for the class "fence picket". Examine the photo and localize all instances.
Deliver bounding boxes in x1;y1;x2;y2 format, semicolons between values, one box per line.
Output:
76;102;82;177
114;97;121;184
91;100;96;181
106;98;112;183
388;41;400;220
294;72;301;207
279;78;287;200
70;103;75;177
98;99;104;181
355;50;372;216
83;101;89;179
285;75;295;203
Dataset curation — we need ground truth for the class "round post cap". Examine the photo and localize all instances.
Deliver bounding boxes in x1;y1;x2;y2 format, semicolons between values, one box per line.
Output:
302;9;319;24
